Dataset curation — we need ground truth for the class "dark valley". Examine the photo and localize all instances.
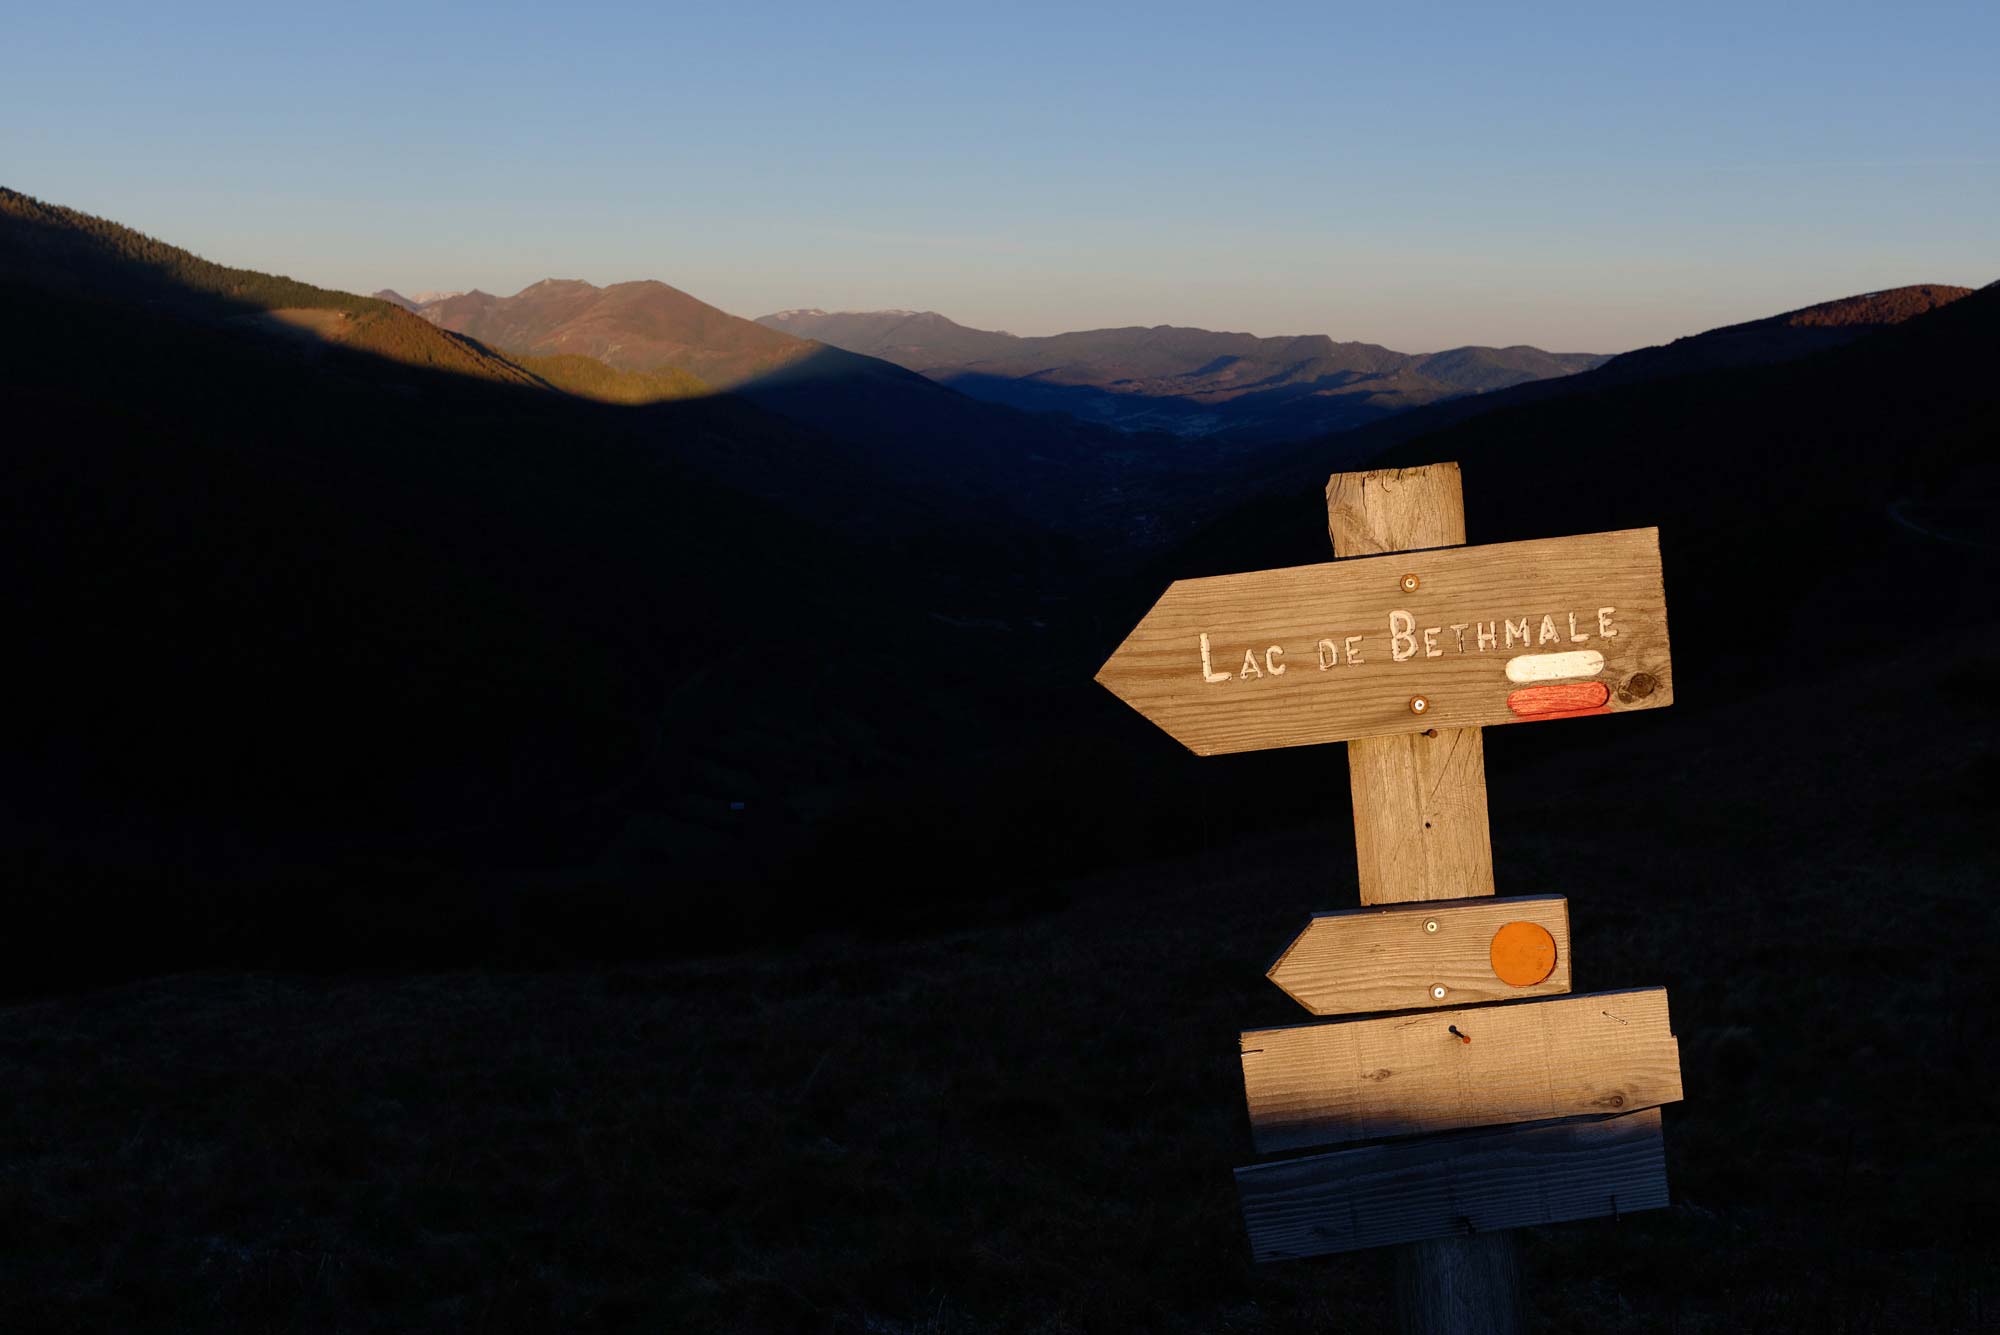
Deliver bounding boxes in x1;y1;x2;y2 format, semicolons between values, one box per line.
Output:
2;177;1994;1334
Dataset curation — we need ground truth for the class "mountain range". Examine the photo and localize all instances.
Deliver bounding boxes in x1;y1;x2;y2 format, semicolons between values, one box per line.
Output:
3;180;1993;992
375;278;1226;547
757;307;1609;441
0;188;1048;911
1236;282;1983;474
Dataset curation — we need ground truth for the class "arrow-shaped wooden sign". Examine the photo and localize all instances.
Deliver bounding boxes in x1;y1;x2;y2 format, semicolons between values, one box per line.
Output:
1095;527;1672;755
1267;895;1572;1016
1092;464;1688;1310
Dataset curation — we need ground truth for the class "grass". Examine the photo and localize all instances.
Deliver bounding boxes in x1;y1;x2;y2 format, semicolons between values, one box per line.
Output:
3;632;1995;1333
519;353;712;405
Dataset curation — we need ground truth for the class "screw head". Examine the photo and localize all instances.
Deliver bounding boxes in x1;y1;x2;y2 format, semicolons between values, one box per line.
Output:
1400;573;1420;593
1424;919;1439;934
1430;984;1448;1000
1409;695;1429;715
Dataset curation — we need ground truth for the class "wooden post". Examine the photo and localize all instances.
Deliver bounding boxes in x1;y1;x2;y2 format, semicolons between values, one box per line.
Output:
1394;1236;1522;1335
1325;464;1495;905
1325;463;1521;1334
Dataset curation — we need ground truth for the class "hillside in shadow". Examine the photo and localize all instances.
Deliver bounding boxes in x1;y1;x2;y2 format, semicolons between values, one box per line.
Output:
5;184;1995;1014
1236;282;1982;478
0;191;1149;994
3;191;1996;1332
1159;282;1998;637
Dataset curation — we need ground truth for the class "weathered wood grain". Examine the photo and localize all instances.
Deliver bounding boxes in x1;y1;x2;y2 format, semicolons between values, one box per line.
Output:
1333;465;1495;927
1347;723;1495;904
1329;463;1517;1312
1396;1235;1522;1335
1092;526;1673;757
1266;895;1571;1016
1326;463;1468;558
1235;1107;1669;1262
1240;989;1682;1154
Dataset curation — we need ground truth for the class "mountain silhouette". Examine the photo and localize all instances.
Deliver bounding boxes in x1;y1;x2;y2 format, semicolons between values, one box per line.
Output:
0;187;1101;988
759;308;1607;441
7;183;1992;999
1260;283;1982;468
411;280;1223;545
1156;281;1999;707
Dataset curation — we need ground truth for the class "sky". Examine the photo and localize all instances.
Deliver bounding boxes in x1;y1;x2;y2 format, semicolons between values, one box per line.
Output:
4;1;1995;352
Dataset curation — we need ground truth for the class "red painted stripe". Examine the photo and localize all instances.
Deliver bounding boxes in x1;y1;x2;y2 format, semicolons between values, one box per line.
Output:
1511;706;1612;723
1507;682;1612;717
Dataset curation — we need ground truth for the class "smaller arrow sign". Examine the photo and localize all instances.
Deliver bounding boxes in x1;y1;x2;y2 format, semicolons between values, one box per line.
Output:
1268;895;1571;1016
1095;527;1671;755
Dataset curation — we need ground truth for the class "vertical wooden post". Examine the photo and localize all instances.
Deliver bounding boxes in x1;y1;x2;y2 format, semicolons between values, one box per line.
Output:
1393;1236;1521;1335
1325;462;1521;1334
1325;464;1494;905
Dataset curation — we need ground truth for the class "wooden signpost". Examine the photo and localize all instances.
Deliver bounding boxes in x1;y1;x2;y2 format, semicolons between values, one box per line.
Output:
1096;462;1683;1334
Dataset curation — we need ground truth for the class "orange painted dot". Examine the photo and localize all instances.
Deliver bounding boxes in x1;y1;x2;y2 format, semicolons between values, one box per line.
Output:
1489;921;1558;987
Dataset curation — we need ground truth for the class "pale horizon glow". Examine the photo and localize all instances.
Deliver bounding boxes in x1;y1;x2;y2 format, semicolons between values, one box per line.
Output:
6;1;1996;354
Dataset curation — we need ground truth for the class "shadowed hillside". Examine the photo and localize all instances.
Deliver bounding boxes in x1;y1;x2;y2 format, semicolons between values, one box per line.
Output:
2;278;1992;1332
2;189;1995;1333
5;185;1994;1018
0;188;543;387
1255;283;1981;471
0;190;1120;994
1154;283;2000;701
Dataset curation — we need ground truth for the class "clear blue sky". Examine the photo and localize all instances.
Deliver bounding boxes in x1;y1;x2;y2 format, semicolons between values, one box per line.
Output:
6;1;1995;351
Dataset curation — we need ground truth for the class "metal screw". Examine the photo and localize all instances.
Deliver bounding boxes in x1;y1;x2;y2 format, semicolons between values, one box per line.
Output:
1409;695;1429;715
1400;573;1420;592
1431;984;1448;1000
1424;919;1439;934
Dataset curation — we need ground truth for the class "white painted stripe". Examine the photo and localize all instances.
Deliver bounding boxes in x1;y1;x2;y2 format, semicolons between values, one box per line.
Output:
1504;650;1605;683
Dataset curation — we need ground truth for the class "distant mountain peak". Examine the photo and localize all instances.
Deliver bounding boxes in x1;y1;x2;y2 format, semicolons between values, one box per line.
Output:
516;278;597;296
418;276;811;387
754;308;1024;359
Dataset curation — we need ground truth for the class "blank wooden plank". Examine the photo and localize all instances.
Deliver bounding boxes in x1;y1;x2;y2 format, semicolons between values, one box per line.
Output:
1240;989;1681;1154
1267;895;1571;1016
1330;463;1497;905
1236;1106;1668;1262
1093;526;1672;756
